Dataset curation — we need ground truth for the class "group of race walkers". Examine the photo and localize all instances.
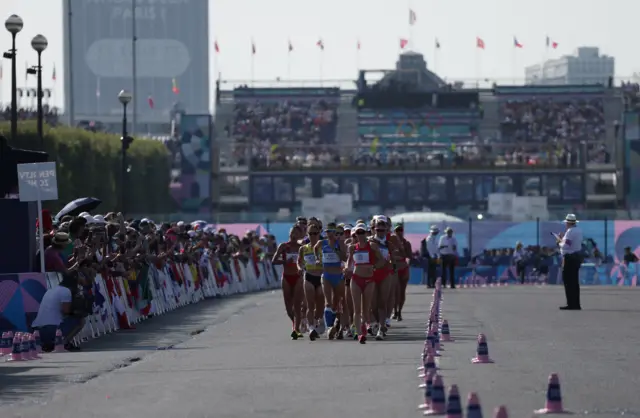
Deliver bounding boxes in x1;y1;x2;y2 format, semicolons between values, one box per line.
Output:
272;215;412;344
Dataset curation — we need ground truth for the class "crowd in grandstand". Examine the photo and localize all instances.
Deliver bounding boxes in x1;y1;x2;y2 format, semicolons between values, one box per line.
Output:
221;87;621;168
34;209;276;351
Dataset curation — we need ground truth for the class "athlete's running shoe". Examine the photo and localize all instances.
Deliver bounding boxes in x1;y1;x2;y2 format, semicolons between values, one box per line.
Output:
358;334;367;344
385;318;392;328
291;330;299;340
375;329;384;341
397;312;403;321
391;312;398;320
309;329;319;341
328;326;337;340
336;329;344;340
353;332;359;341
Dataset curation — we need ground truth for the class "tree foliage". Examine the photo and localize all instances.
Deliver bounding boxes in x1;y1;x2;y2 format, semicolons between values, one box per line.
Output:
4;121;174;214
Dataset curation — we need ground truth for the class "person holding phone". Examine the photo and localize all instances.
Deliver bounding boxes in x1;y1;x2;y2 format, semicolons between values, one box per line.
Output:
556;214;583;310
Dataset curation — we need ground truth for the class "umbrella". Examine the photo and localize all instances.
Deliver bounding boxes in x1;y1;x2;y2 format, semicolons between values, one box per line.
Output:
55;197;102;221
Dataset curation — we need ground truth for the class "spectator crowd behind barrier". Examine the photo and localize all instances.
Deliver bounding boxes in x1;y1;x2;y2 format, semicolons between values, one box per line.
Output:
0;211;281;353
243;141;588;170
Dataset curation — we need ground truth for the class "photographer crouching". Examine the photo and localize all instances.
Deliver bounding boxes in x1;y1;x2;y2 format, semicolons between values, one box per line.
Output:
31;274;87;352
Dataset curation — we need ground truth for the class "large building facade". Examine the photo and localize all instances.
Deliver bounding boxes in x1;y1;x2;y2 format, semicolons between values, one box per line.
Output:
525;47;615;86
62;0;210;133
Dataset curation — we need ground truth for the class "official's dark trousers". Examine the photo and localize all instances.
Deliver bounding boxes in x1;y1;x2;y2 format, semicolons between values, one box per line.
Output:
427;259;439;288
441;255;456;288
516;261;526;284
562;254;582;308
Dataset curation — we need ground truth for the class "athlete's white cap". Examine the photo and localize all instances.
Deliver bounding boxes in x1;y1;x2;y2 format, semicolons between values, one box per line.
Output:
354;223;367;232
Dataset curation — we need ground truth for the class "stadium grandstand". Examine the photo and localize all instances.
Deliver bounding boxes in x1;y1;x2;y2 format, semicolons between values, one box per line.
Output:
212;50;634;216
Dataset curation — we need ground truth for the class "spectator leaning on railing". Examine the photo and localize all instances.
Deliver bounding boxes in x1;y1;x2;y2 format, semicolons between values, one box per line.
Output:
30;211;279;351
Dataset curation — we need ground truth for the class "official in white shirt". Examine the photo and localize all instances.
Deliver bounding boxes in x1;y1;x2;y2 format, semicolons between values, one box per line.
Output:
420;225;440;288
556;214;584;310
438;227;458;289
513;242;529;284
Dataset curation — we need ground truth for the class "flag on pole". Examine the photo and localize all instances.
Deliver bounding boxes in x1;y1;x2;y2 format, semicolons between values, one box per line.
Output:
476;37;485;49
546;36;558;49
316;39;324;50
357;39;361;50
288;39;293;52
252;40;256;55
214;40;220;53
52;65;56;81
435;38;441;49
409;9;417;25
400;38;409;49
147;95;154;109
513;37;523;48
171;78;179;94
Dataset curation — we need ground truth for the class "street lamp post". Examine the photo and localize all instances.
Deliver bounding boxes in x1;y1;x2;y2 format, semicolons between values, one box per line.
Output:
118;90;133;215
29;34;48;147
4;14;24;141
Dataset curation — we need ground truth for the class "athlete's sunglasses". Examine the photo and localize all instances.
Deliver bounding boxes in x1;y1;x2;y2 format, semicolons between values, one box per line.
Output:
308;231;320;236
355;230;366;235
325;229;336;233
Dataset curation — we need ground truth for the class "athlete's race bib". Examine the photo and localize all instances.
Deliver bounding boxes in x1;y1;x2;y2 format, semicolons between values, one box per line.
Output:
304;254;316;265
353;251;370;264
322;252;340;264
380;248;390;260
286;253;298;262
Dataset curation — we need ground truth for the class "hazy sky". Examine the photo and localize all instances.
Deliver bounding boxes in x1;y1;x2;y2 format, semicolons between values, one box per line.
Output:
0;0;636;111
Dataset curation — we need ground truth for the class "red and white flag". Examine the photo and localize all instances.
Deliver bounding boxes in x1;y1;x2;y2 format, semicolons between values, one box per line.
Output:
409;9;417;25
357;39;361;50
546;36;558;49
476;37;485;49
400;38;409;49
316;39;324;50
148;95;154;109
214;40;220;53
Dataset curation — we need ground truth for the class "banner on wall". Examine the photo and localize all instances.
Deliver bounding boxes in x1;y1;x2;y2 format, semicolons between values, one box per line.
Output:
175;114;213;213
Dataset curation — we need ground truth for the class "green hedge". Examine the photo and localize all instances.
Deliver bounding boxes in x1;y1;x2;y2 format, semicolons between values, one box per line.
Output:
4;121;175;215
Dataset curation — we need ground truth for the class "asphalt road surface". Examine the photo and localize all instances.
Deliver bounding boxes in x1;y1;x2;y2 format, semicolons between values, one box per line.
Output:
3;285;640;418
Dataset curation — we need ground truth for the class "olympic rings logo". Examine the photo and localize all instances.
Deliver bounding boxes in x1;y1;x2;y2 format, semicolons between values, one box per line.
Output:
395;113;444;136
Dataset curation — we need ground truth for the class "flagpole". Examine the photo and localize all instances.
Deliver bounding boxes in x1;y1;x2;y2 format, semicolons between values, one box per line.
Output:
433;40;438;75
131;0;137;136
251;38;255;87
287;40;291;81
512;49;517;84
475;49;481;88
318;38;324;87
356;40;360;72
408;2;414;49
